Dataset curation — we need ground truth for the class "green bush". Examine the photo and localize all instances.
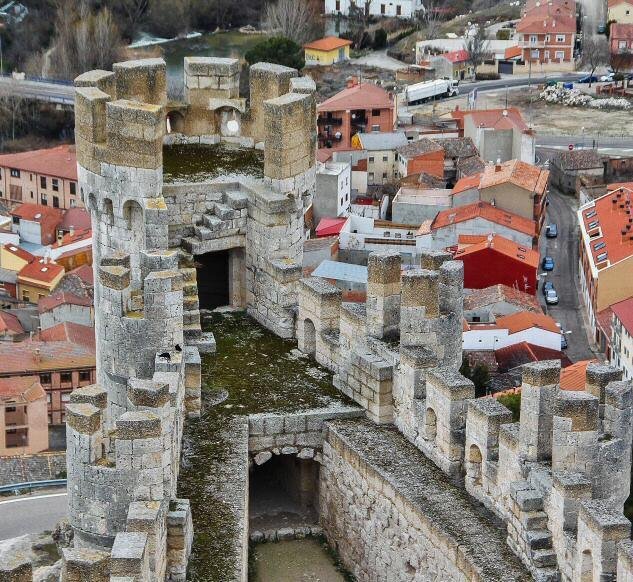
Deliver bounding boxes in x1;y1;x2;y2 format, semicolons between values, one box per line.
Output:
497;392;521;422
475;72;501;81
496;29;511;40
245;36;305;70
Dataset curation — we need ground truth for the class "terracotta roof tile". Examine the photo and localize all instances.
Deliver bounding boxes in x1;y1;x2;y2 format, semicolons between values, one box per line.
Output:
611;23;633;41
58;208;91;232
560;359;597;390
0;311;24;335
452;173;481;194
504;46;523;59
429;201;536;237
0;145;77;181
318;82;393;112
304;36;352;51
496;310;561;334
38;322;95;348
459;108;529;132
3;243;35;264
480;159;549;194
453;233;539;267
38;292;93;314
463;284;542;313
495;341;569;372
0;376;46;404
612;296;633;335
0;339;94;375
18;259;65;285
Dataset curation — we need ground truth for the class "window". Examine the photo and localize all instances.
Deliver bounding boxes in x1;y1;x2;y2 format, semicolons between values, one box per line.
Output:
368;172;375;183
22;290;30;302
52;179;59;192
6;406;16;413
61;392;72;403
372;109;381;116
531;49;540;59
396;4;401;15
340;197;343;206
38;294;45;300
594;242;606;251
336;0;340;10
586;210;596;218
40;177;47;189
556;35;565;43
588;220;599;229
41;194;47;205
369;156;374;163
40;373;51;384
60;372;72;383
545;34;550;42
544;50;550;59
371;124;380;132
597;252;608;262
382;155;388;162
70;182;76;195
53;196;59;208
47;393;52;404
70;199;76;208
381;3;385;14
382;172;388;179
530;35;538;44
555;51;565;60
30;191;34;199
10;169;20;178
30;174;33;181
79;370;91;382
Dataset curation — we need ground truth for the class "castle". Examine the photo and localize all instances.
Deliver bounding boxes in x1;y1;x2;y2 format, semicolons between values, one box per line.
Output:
2;56;633;582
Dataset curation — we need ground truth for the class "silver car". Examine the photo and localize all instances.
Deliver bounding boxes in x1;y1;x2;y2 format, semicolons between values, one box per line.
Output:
545;289;559;305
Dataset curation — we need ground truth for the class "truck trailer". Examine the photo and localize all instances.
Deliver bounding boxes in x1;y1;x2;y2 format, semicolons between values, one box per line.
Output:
404;78;459;104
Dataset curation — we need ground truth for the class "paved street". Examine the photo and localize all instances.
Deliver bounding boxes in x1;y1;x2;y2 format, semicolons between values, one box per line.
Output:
0;75;74;105
0;492;67;541
580;0;606;40
538;189;600;363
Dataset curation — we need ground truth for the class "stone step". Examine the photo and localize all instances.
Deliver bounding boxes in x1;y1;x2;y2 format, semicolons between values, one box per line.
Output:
203;214;223;229
184;296;199;312
527;529;553;551
213;202;237;220
183;283;198;297
532;548;557;568
225;190;248;210
177;250;195;269
523;511;548;530
184;311;201;327
183;323;202;341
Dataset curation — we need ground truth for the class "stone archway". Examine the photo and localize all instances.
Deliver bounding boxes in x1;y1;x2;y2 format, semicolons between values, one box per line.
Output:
215;107;242;138
299;318;317;356
166;110;185;134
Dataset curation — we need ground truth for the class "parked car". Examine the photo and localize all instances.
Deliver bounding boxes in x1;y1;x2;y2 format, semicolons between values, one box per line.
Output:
578;74;598;84
546;224;558;238
597;23;606;34
542;281;555;296
542;256;555;271
545;289;559;305
600;73;614;82
561;332;568;350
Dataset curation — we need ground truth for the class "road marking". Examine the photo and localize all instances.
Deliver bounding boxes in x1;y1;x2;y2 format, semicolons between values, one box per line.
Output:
0;492;67;505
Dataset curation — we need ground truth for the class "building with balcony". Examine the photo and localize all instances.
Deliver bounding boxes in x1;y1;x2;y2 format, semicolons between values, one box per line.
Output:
0;145;80;209
578;186;633;353
317;80;396;150
324;0;423;18
353;131;408;185
0;376;48;456
611;296;633;380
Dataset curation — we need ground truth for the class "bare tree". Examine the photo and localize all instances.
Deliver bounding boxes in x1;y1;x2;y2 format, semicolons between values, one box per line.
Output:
0;93;27;143
418;0;442;41
348;0;372;48
610;48;633;86
263;0;317;45
114;0;149;37
580;37;609;87
464;25;491;78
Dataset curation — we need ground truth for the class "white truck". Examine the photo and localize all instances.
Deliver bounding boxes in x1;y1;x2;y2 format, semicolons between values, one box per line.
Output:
404;78;459;104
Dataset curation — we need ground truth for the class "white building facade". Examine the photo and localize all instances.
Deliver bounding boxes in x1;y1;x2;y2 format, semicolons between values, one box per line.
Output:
325;0;424;18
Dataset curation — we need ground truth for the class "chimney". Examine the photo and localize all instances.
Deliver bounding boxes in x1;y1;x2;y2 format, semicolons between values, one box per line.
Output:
495;158;502;172
69;226;75;238
56;231;63;245
33;347;41;364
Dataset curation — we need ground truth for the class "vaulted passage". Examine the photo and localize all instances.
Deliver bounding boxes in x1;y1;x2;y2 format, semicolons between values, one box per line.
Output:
249;455;320;532
196;250;230;309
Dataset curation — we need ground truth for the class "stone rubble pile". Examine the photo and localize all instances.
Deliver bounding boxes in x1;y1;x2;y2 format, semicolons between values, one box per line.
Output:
540;85;632;110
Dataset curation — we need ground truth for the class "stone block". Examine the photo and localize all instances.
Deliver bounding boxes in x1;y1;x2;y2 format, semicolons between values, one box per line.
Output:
70;384;108;409
116;411;161;439
522;360;561;387
127;378;170;408
586;363;622;403
66;403;102;435
110;532;149;577
62;548;110;582
554;390;599;431
0;555;31;582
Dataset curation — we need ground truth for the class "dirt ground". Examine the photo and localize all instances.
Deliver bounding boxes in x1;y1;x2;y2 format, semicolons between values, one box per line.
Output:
410;87;633;137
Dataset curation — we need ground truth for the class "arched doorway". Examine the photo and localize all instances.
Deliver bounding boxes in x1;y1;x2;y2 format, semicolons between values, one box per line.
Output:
166;110;185;134
467;444;483;486
580;550;593;582
425;408;437;441
300;319;316;356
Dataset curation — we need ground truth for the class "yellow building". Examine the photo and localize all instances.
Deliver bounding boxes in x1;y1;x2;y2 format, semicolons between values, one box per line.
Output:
17;258;65;303
304;37;352;66
609;0;633;23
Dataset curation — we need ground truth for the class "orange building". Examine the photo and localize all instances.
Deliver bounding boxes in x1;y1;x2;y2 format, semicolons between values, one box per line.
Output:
317;80;396;150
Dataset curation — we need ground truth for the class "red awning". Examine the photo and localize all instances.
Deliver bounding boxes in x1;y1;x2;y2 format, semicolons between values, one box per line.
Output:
316;217;347;237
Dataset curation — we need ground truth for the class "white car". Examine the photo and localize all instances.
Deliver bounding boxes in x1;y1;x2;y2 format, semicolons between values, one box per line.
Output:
545;289;559;305
600;73;614;82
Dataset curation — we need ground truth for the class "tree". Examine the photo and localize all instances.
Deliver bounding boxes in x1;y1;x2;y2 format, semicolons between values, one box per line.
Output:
373;28;388;49
263;0;317;45
417;0;442;41
464;25;491;78
348;0;372;48
610;48;633;86
245;36;305;70
471;364;490;396
580;37;609;87
113;0;149;39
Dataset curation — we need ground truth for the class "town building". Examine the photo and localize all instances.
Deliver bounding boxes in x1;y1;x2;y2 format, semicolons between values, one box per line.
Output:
463;284;542;323
38;292;94;330
324;0;424;18
478;159;549;232
10;203;63;247
0;376;48;456
493;341;569;375
429;49;473;80
609;0;633;24
396;137;480;183
314;161;352;224
0;310;25;340
452;233;539;295
17;257;65;303
417;201;537;250
610;23;633;57
0;145;80;209
578;186;633;352
304;36;352;65
611;296;633;380
463;310;563;351
0;242;34;297
550;149;605;195
353;131;408;185
317;80;396;150
0;330;96;426
515;0;577;66
392;187;455;223
452;108;536;165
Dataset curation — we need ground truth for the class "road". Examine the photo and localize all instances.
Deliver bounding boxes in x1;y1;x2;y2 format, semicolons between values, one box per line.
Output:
580;0;606;40
0;492;68;541
538;189;599;363
0;75;74;105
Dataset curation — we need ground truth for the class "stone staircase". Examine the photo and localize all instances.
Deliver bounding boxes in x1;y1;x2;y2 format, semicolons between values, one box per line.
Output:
507;481;560;582
182;189;248;256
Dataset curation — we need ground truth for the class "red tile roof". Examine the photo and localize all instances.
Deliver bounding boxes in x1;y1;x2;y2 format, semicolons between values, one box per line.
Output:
429;201;537;237
52;228;91;249
67;265;94;286
611;23;633;41
479;159;549;194
3;243;35;264
38;292;93;314
0;311;24;335
318;82;393;113
38;322;95;348
0;145;77;181
11;203;63;245
58;208;91;232
463;284;542;313
560;360;597;390
454;233;539;267
442;49;469;63
495;341;568;372
612;296;633;335
317;149;333;164
18;259;64;285
496;310;561;334
517;8;576;34
0;376;46;403
579;187;633;269
452;174;481;195
452;107;529;132
504;46;523;59
304;36;352;51
316;217;347;237
0;338;95;375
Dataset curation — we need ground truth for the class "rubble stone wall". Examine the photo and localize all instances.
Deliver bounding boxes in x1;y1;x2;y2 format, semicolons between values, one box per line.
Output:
0;452;67;486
